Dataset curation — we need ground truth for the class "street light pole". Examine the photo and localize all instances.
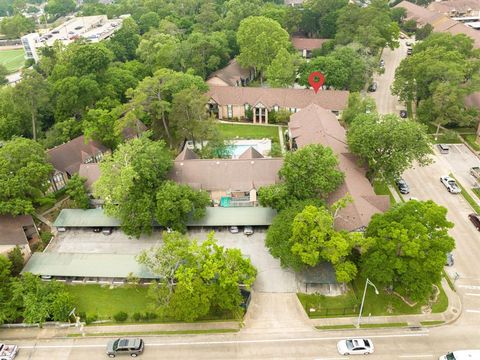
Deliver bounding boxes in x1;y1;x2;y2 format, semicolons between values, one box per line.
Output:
356;278;379;328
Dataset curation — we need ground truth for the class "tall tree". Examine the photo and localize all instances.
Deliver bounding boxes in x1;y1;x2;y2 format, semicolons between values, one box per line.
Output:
265;48;299;88
127;69;207;147
155;181;211;232
138;232;256;321
289;205;364;282
13;70;50;141
107;17;141;62
82;108;120;149
64;174;90;209
94;134;172;237
0;14;34;38
45;0;76;18
347;113;432;181
0;137;53;215
236;16;290;82
362;200;455;301
280;144;344;200
341;92;377;125
7;246;24;277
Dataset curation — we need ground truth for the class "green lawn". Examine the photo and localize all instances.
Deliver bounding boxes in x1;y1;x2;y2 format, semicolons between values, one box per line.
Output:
461;134;480;151
373;180;395;204
298;277;448;318
449;173;480;214
0;49;24;73
218;123;280;143
67;284;152;320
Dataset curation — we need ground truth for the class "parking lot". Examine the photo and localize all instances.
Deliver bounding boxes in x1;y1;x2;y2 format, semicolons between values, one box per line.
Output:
47;227;299;293
402;144;480;281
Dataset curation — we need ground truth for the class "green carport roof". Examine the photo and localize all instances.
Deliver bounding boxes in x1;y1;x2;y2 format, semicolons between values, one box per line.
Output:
22;253;156;279
53;207;277;228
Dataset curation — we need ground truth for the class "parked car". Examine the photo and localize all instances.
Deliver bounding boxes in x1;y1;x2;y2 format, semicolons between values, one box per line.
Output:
106;338;144;358
93;227;102;233
367;82;377;92
102;227;113;235
337;339;374;355
229;226;239;234
407;48;413;55
395;178;409;194
440;176;461;194
446;252;454;266
468;213;480;231
0;343;18;360
379;59;385;67
437;144;449;154
399;110;407;118
243;226;254;236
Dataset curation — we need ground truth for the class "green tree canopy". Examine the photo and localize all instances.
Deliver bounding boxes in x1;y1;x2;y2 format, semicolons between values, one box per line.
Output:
347;113;432;181
0;14;34;38
236;16;290;81
0;137;53;215
64;174;90;209
280;144;344;200
45;0;76;18
341;92;376;125
362;200;455;301
94;134;172;237
138;232;257;322
265;48;300;88
155;181;211;232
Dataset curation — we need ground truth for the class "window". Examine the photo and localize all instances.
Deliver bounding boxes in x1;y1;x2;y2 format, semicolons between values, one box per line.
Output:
227;104;233;119
289;107;297;113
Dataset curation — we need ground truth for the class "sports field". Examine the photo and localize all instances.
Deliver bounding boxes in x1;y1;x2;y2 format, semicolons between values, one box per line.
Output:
0;48;25;72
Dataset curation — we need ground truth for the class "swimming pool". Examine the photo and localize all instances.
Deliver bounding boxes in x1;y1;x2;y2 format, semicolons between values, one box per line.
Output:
228;139;272;159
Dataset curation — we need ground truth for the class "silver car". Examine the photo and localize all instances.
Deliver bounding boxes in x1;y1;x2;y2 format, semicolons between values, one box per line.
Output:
106;338;144;358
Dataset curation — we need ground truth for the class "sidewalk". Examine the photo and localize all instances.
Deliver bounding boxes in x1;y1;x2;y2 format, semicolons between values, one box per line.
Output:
310;278;461;328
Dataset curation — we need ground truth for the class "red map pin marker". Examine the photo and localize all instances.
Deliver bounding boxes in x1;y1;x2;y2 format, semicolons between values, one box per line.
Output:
308;71;325;93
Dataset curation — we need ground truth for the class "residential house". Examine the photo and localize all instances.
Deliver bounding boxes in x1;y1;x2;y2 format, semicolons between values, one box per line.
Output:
289;103;390;231
0;215;39;258
207;59;255;87
428;0;480;18
207;85;349;124
395;1;480;47
169;146;283;206
47;135;109;191
285;0;304;7
291;37;328;58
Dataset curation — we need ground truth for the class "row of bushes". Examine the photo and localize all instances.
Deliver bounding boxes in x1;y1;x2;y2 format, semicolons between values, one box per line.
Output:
79;311;159;324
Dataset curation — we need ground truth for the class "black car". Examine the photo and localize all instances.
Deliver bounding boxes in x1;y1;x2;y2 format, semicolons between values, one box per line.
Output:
92;227;102;233
399;110;407;118
395;178;410;194
468;213;480;231
368;82;377;92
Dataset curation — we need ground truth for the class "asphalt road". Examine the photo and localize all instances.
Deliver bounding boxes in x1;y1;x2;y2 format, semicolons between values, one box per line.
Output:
368;38;409;115
11;323;480;359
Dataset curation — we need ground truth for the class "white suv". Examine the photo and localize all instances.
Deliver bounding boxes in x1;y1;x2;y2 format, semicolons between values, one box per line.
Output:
440;176;461;194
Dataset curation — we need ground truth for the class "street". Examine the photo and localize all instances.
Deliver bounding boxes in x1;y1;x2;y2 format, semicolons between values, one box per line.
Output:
10;323;480;359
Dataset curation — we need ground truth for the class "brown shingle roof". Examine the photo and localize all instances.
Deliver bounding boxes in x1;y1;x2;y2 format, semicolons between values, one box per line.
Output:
207;86;349;111
78;163;100;192
47;135;108;176
121;119;148;140
291;37;328;51
168;158;283;192
428;0;480;16
175;147;199;161
207;59;253;87
288;104;389;231
0;215;34;246
396;1;480;47
238;146;264;159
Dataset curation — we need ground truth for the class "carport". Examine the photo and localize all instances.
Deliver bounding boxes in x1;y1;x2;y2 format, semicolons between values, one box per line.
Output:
22;252;156;283
53;207;277;230
301;262;346;295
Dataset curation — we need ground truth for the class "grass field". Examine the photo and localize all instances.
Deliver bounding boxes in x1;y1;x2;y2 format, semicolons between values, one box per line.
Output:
0;49;24;73
218;123;280;143
298;277;448;318
67;284;152;320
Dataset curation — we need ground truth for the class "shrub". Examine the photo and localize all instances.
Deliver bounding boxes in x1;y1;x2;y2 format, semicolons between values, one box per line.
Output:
142;312;158;320
132;312;142;321
113;311;128;322
40;231;53;247
86;314;98;325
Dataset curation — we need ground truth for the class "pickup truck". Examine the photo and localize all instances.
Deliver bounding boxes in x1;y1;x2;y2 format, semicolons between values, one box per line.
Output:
0;343;18;360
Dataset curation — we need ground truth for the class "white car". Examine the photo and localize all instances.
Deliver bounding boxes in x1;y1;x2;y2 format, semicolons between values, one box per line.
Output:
229;226;239;234
440;176;461;194
243;226;254;235
337;338;374;355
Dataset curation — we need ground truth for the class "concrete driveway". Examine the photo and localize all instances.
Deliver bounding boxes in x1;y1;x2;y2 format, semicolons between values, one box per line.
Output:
190;229;299;293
